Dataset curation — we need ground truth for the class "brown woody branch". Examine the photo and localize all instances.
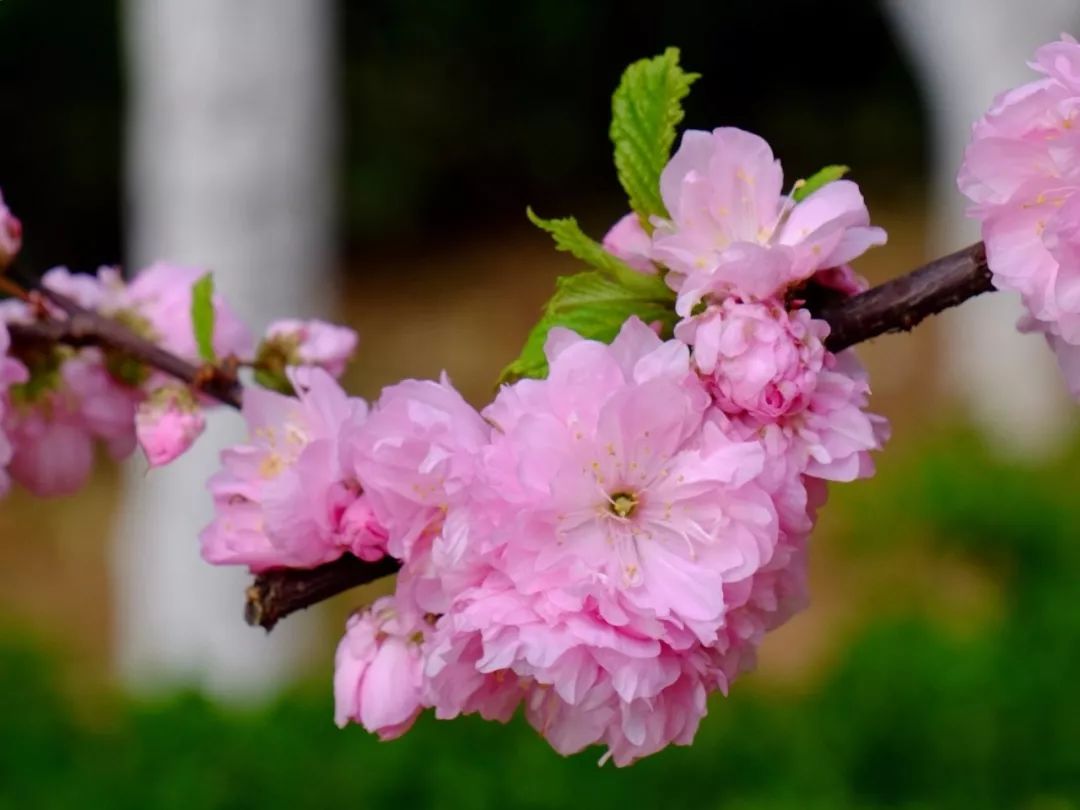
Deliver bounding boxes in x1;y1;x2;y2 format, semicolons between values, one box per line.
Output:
31;286;244;407
245;554;402;631
820;241;993;352
4;241;998;631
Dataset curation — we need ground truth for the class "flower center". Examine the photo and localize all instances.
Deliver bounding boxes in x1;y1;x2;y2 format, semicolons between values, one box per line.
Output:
609;491;639;519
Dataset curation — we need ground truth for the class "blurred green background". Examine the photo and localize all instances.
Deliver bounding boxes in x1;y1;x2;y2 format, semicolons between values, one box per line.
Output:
3;1;1080;808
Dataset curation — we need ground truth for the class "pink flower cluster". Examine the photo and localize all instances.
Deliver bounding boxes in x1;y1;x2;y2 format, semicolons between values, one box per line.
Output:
0;196;359;495
201;367;386;569
201;127;887;764
958;34;1080;397
0;264;252;493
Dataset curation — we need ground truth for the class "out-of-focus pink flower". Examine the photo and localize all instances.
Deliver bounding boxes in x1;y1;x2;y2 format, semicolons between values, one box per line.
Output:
200;368;386;570
601;213;657;274
40;266;124;312
63;354;140;459
0;324;28;495
6;414;96;497
121;262;253;361
0;190;22;270
652;127;885;313
0;324;28;392
4;354;138;496
676;301;828;420
261;319;359;379
334;596;428;740
135;384;206;467
958;35;1080;395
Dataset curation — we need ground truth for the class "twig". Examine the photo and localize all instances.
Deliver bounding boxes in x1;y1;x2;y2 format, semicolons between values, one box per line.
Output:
245;554;402;631
819;242;993;352
23;286;242;408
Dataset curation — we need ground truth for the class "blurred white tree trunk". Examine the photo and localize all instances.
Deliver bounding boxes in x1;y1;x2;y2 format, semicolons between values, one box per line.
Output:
115;0;338;699
885;0;1079;457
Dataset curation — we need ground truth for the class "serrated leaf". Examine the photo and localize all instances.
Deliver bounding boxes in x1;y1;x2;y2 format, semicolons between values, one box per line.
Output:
526;207;669;297
190;273;217;363
610;47;699;224
792;164;849;202
499;271;677;384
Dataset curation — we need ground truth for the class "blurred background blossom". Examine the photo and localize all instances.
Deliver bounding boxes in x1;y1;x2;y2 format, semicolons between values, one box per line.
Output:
1;1;1079;806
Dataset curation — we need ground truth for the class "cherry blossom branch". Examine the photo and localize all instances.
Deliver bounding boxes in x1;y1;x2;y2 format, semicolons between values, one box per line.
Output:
242;241;996;631
2;241;996;631
10;286;243;408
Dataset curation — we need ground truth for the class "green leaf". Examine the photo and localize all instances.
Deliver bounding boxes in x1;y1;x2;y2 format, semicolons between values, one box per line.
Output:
526;207;669;297
190;273;217;363
609;47;699;224
252;334;298;395
253;367;295;396
498;270;677;384
792;164;849;202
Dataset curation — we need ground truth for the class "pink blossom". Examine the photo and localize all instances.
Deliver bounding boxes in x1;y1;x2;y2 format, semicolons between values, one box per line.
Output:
4;354;138;496
261;319;358;379
37;263;251;368
421;616;526;724
0;324;28;494
0;325;28;392
958;35;1080;394
715;350;889;484
334;596;428;739
349;375;490;561
40;266;124;312
0;190;22;270
602;213;657;274
412;319;801;764
475;319;778;638
200;368;386;570
676;301;828;420
121;262;253;361
423;576;729;766
63;355;140;459
652;127;885;313
135;384;206;467
6;414;95;497
0;273;140;497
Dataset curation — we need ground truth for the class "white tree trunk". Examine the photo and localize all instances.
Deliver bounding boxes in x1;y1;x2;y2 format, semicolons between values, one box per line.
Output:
115;0;338;699
886;0;1079;457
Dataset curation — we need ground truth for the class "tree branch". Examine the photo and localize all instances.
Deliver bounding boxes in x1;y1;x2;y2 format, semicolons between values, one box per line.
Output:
10;286;243;408
245;554;402;631
819;241;993;352
4;241;999;631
